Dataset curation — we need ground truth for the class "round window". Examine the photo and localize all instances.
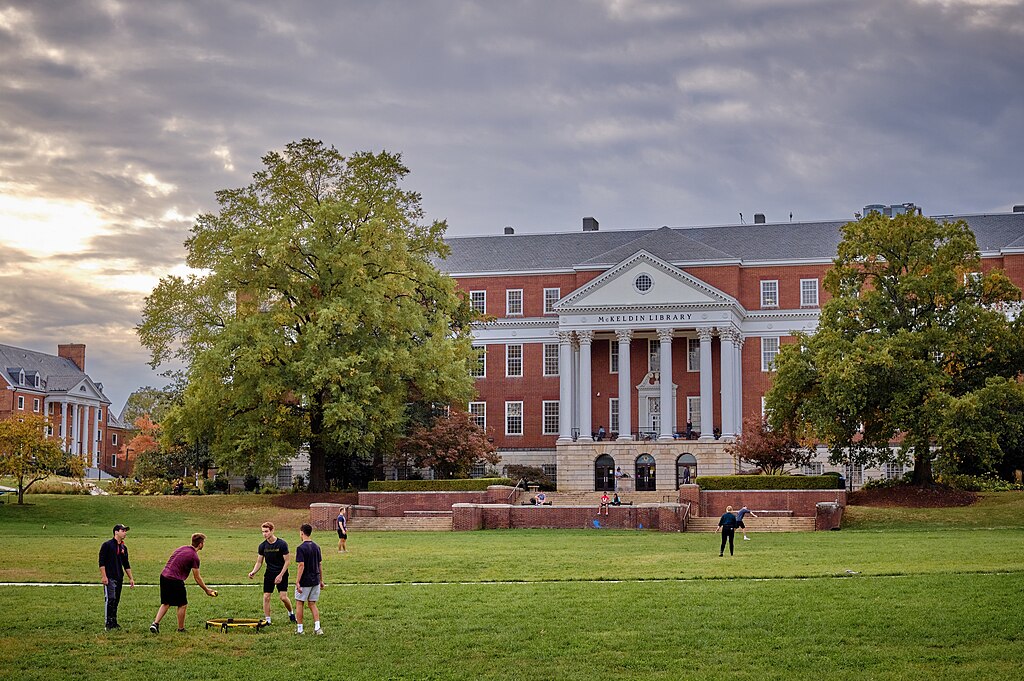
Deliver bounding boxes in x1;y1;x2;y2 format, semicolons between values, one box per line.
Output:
635;273;653;293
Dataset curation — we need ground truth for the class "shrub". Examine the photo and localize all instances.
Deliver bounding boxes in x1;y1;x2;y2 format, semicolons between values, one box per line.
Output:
368;478;514;492
696;475;841;490
25;480;91;495
936;473;1024;492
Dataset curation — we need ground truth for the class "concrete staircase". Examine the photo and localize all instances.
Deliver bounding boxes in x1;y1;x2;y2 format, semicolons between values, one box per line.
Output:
347;516;453;531
686;516;815;532
537;491;678;506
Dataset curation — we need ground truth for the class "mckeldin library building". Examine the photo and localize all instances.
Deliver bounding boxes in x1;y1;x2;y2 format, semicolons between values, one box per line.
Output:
435;205;1024;493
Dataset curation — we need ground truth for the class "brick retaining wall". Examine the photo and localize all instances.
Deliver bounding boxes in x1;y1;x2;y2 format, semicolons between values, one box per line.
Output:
700;489;846;517
453;503;686;531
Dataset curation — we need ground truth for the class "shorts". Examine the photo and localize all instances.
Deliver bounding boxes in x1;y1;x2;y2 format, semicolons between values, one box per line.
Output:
737;520;746;529
263;570;289;593
337;529;347;539
295;583;321;602
159;575;187;607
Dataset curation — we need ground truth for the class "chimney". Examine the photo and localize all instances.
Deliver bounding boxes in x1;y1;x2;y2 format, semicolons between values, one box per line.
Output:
583;217;599;232
58;343;86;371
754;213;766;224
503;226;515;235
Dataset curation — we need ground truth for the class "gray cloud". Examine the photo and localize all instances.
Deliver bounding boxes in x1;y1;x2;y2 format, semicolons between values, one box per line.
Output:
1;0;1022;405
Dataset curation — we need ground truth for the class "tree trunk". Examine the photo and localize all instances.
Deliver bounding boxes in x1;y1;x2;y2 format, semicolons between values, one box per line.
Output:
911;448;933;486
17;477;25;505
307;393;328;492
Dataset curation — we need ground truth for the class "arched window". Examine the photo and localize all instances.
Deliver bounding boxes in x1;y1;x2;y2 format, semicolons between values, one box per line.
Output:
595;454;615;491
635;453;656;491
676;453;697;487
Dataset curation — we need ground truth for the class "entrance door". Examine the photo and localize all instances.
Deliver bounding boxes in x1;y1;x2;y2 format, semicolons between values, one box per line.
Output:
635;454;656;491
595;454;615;491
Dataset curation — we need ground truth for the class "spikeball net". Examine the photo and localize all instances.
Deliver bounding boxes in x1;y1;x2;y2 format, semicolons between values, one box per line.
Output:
205;617;268;633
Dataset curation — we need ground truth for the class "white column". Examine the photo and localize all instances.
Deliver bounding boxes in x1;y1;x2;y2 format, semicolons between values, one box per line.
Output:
572;338;580;438
616;329;633;441
657;328;675;440
70;403;78;454
557;331;574;442
719;328;737;440
698;327;715;440
577;330;594;441
734;335;745;436
60;401;68;451
92;406;100;468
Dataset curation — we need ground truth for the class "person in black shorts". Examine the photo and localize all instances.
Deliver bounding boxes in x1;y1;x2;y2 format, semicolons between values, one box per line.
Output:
248;521;295;625
337;508;348;553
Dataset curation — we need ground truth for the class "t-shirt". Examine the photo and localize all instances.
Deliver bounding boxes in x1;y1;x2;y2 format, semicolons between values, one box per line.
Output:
718;512;737;530
736;508;752;521
258;538;289;574
98;538;131;580
161;545;200;581
337;514;347;532
295;540;322;587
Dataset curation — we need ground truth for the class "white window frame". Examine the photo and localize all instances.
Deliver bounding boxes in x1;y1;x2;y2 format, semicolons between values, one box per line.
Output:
543;343;559;377
760;280;779;308
648;339;660;372
800;279;819;307
761;337;781;372
32;398;40;412
17;396;24;410
470;345;486;378
469;290;486;315
687;396;701;433
33;374;40;388
112;432;118;446
96;429;102;442
543;288;560;314
609;398;619;433
610;339;619;373
506;344;523;377
505;401;524;436
687;337;700;372
111;452;118;467
542;401;560;435
506;289;523;317
468;402;486;430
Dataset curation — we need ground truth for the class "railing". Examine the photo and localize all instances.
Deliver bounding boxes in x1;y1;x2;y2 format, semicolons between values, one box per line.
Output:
507;478;527;501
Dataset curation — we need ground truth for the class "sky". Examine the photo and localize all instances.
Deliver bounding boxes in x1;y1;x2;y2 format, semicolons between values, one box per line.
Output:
1;0;1022;411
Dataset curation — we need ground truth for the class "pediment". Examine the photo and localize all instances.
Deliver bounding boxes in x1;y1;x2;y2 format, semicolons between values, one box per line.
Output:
67;378;108;402
556;250;739;311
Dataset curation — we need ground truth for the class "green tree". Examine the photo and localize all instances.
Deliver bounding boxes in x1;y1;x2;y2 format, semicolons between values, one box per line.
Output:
767;211;1024;485
936;377;1024;480
137;140;477;491
120;385;178;426
0;415;83;504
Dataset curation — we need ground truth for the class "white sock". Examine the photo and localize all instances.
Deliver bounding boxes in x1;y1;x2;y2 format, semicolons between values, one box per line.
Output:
314;620;321;630
265;617;271;623
297;624;304;633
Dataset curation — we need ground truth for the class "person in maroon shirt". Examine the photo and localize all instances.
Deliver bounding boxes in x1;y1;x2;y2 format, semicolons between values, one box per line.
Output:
149;533;217;633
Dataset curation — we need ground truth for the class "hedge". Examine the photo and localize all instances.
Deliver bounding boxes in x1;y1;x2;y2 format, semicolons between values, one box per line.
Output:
696;475;842;490
368;478;514;492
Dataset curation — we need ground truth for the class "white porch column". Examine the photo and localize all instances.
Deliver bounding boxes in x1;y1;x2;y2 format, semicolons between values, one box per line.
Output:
557;331;575;442
70;403;78;455
698;327;715;441
577;330;594;441
60;401;68;451
734;335;745;436
572;338;580;437
719;328;737;441
657;328;675;440
92;406;100;468
616;329;633;441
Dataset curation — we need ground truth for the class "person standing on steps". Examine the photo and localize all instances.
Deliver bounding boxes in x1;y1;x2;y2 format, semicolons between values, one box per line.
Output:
248;522;296;625
736;505;759;540
99;523;135;631
718;506;738;557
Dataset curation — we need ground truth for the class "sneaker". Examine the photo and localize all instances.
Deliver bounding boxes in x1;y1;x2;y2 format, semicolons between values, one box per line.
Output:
315;628;324;636
176;628;186;633
289;613;297;623
743;536;751;540
150;622;159;634
295;630;304;635
262;619;271;626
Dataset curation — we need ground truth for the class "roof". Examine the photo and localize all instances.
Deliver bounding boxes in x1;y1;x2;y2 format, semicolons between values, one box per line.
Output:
437;212;1024;274
0;343;111;403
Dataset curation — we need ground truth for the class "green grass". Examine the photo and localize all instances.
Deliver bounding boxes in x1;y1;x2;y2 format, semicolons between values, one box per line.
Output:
1;493;1022;679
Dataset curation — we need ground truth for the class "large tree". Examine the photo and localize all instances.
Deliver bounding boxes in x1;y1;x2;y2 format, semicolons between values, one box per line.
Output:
137;140;477;491
395;409;499;479
0;415;83;504
727;417;813;475
766;211;1024;485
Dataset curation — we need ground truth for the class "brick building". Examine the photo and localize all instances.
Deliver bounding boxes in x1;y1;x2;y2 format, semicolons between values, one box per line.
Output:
0;343;132;478
437;207;1024;491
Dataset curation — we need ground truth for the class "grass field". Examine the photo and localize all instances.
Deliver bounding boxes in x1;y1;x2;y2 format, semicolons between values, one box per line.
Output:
1;493;1022;680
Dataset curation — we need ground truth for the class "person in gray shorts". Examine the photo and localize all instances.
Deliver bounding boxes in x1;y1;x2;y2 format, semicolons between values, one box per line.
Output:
294;523;324;635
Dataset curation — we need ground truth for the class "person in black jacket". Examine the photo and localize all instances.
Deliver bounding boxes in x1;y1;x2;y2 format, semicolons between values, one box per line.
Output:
99;524;135;630
718;506;738;557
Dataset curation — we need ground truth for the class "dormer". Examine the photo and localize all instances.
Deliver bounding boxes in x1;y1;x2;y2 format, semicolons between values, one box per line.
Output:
18;368;25;385
34;373;41;389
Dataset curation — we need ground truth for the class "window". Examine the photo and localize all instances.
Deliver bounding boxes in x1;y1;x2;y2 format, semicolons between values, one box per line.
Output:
506;289;523;316
687;337;700;372
97;409;103;422
648;339;660;371
17;396;24;410
33;374;40;388
543;288;560;314
505;401;523;436
468;402;486;430
33;398;40;412
470;462;486;478
609;398;619;433
687;397;701;433
112;433;118;446
111;452;118;468
761;337;780;371
543;343;559;376
469;290;486;314
506;344;523;377
542;464;557;481
634;273;653;293
802;461;824;475
45;425;53;437
760;280;779;308
470;346;486;378
542;401;559;435
800;279;819;307
18;369;25;385
885;462;905;480
964;271;982;285
610;340;619;373
96;429;102;442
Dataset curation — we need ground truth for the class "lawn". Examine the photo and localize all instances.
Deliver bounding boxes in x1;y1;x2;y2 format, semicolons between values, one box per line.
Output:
0;493;1022;680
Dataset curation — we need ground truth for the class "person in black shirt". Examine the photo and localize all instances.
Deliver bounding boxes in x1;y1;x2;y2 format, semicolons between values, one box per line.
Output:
248;522;295;625
718;506;738;556
294;523;324;635
98;523;135;630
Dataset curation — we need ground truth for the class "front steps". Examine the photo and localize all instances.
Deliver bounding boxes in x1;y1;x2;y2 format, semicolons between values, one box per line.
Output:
347;516;453;531
685;516;815;532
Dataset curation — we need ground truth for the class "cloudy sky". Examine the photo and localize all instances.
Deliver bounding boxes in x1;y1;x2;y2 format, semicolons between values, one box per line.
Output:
1;0;1022;410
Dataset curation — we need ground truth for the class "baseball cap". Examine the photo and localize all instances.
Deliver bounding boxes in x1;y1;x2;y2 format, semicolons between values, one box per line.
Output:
113;524;130;532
